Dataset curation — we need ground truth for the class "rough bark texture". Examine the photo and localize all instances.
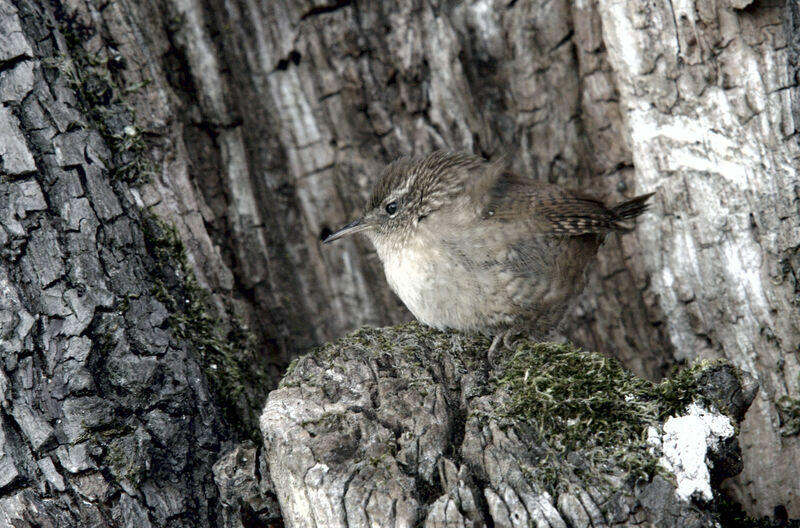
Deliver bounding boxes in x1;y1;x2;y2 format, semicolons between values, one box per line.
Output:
261;324;756;528
0;1;276;526
1;0;798;524
212;441;280;528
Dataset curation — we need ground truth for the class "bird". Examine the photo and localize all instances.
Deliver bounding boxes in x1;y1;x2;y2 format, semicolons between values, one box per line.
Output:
324;151;652;357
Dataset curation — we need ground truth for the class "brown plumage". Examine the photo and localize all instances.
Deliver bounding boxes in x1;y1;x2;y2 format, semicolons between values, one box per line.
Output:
325;151;653;353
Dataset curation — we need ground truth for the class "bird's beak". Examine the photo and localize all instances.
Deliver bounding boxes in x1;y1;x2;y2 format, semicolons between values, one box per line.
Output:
323;219;370;243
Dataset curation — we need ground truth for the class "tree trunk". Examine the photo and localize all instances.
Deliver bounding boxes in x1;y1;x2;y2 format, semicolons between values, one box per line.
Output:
597;0;800;516
0;1;274;525
1;0;798;524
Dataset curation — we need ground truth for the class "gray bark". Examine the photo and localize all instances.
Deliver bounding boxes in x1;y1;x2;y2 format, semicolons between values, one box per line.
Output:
1;0;798;524
0;1;272;526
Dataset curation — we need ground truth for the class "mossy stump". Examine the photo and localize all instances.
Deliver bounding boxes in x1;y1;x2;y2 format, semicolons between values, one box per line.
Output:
261;323;756;528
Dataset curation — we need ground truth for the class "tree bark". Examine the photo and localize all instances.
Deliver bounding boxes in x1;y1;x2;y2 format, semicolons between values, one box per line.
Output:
1;0;798;524
0;1;272;526
597;0;800;516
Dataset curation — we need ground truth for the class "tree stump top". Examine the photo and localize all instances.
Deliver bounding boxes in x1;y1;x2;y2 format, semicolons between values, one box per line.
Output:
261;323;756;527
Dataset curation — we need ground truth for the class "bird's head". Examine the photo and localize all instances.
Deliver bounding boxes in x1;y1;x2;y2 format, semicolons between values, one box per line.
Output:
324;151;486;247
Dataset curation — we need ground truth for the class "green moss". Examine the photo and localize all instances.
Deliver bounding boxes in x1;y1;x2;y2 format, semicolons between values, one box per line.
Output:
283;323;739;498
115;293;140;315
71;419;134;445
493;342;726;492
73;421;146;486
142;215;269;442
776;370;800;437
300;411;346;429
280;322;479;389
520;459;560;495
105;437;145;486
282;357;301;380
45;23;153;184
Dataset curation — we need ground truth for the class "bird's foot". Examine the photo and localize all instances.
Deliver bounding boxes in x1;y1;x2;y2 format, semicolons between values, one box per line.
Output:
488;334;503;366
487;330;521;368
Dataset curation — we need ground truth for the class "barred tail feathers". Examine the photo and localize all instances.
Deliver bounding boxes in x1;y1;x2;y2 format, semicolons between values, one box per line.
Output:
611;192;654;231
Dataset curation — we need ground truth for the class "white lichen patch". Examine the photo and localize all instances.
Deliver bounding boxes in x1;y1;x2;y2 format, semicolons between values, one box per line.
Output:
647;403;734;502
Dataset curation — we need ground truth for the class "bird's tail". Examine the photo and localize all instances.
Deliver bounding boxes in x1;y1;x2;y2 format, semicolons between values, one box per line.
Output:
611;192;654;231
613;192;654;220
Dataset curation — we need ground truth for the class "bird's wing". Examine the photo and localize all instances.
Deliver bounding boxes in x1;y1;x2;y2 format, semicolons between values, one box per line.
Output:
474;169;625;235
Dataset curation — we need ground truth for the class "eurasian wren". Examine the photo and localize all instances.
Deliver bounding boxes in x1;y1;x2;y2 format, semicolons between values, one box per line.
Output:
325;151;652;352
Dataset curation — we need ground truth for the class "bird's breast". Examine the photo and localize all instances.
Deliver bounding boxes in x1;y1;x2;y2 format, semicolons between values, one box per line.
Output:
376;233;511;333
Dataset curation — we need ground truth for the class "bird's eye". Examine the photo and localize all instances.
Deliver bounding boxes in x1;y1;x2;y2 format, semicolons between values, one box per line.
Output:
385;201;398;216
